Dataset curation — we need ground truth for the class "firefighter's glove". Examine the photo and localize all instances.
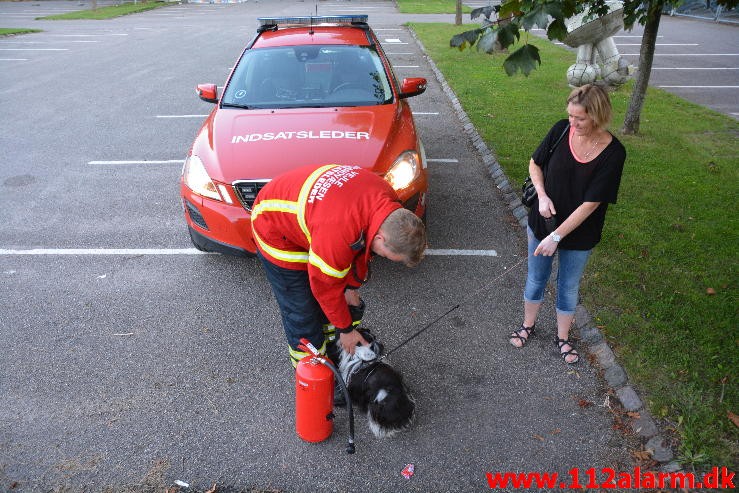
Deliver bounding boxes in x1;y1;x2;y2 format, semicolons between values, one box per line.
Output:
348;299;365;329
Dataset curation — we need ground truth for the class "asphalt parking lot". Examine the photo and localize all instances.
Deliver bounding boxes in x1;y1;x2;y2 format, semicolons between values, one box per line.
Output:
588;14;738;119
2;0;729;491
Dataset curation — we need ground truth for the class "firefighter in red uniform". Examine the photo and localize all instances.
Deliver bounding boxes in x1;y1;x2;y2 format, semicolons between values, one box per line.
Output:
251;164;427;368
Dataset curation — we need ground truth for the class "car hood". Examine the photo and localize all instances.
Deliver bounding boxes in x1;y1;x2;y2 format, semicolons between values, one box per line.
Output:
201;105;405;183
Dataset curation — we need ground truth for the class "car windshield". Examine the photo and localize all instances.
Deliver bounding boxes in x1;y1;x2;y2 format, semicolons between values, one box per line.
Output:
221;45;393;109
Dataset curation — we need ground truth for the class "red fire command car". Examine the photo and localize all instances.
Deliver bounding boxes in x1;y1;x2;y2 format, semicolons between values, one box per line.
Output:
181;15;428;257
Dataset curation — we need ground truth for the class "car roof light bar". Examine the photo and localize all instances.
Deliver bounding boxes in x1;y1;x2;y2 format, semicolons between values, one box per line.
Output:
257;15;369;30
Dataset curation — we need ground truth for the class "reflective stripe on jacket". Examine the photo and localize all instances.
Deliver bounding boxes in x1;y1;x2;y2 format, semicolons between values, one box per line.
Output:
251;164;401;328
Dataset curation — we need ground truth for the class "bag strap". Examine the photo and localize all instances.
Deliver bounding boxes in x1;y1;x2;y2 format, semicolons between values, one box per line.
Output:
550;123;570;154
542;123;570;178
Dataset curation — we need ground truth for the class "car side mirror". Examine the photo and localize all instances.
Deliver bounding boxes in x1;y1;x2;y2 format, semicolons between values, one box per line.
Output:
399;77;427;99
196;84;218;104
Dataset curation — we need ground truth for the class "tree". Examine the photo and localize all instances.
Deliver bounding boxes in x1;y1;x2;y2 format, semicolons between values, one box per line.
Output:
619;1;670;134
450;0;738;134
456;0;463;26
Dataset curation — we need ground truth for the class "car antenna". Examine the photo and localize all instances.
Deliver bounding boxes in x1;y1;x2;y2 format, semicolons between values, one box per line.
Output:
309;5;316;35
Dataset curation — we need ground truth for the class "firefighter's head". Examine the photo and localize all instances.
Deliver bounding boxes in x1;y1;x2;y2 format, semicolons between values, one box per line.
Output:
372;208;426;268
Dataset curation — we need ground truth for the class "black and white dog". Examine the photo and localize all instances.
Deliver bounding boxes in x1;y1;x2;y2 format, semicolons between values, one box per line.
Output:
330;329;415;438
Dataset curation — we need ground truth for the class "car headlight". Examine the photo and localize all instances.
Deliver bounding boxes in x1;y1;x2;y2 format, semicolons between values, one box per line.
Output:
384;150;420;191
183;155;222;201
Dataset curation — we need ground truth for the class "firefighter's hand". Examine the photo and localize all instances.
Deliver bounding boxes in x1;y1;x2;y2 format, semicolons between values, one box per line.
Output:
344;289;361;306
339;329;368;355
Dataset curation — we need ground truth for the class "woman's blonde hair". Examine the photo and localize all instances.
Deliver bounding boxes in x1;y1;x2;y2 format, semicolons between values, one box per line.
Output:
379;208;427;267
567;84;613;129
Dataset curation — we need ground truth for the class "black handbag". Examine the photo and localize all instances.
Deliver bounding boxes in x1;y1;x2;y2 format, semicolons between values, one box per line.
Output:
521;124;570;208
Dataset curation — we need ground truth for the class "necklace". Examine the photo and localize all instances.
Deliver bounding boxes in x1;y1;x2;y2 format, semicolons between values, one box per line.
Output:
578;134;600;160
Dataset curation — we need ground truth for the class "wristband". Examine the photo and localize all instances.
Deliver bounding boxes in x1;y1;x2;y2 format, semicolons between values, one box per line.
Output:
337;326;355;335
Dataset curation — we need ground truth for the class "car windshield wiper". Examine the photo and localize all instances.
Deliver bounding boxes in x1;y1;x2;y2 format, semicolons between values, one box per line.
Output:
221;102;252;109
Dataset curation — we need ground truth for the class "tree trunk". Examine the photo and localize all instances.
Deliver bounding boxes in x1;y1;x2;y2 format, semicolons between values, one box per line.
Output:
622;7;662;135
456;0;463;25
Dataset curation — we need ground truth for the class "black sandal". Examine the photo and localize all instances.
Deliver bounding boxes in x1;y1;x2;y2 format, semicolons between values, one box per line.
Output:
509;324;535;348
555;337;580;364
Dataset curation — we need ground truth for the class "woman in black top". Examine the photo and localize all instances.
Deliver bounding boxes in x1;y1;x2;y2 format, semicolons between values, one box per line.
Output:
510;84;626;364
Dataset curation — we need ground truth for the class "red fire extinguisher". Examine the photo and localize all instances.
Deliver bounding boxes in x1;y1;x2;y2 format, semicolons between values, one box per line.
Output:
295;338;355;454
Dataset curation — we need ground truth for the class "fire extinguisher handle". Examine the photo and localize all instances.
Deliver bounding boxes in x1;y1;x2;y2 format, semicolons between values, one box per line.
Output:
297;337;320;356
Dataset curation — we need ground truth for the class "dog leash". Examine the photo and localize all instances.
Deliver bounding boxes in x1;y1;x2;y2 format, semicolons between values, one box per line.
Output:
380;256;526;360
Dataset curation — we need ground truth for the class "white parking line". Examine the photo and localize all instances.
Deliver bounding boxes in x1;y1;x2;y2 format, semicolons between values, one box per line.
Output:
427;158;459;163
88;160;183;165
394;65;420;68
47;33;128;37
0;58;29;61
652;67;738;70
0;13;63;17
0;40;98;43
386;52;414;55
615;43;699;46
556;42;697;47
155;115;208;118
658;85;739;88
426;249;498;256
621;53;739;56
0;249;212;255
0;48;69;51
0;248;499;256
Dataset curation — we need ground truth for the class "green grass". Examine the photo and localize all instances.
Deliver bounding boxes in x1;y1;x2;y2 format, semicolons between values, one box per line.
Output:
397;0;472;15
410;22;739;469
0;28;41;36
37;1;170;20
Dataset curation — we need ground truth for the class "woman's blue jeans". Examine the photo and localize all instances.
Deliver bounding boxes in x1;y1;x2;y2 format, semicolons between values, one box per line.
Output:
524;227;592;315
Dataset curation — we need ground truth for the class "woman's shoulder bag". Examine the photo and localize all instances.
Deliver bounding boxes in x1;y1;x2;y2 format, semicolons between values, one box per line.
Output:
521;123;570;208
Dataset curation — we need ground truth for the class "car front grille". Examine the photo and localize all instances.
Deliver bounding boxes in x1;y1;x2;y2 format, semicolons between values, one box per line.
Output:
233;180;270;212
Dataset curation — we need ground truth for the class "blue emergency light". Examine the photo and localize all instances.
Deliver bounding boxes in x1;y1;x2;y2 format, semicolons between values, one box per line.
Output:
257;15;369;29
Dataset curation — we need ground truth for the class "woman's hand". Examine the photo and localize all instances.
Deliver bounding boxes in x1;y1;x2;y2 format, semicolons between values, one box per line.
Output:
534;234;558;257
538;195;557;218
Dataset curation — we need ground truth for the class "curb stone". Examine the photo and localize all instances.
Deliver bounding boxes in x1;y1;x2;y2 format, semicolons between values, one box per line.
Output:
408;28;679;471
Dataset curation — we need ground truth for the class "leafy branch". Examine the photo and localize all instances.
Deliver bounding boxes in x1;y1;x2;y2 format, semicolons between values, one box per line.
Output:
451;0;738;77
449;1;592;76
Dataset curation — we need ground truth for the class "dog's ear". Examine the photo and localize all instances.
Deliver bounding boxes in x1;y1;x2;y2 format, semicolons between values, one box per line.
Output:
357;327;376;343
370;340;384;357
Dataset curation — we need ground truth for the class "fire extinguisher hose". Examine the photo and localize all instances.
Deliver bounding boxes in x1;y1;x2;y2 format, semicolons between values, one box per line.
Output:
322;358;355;455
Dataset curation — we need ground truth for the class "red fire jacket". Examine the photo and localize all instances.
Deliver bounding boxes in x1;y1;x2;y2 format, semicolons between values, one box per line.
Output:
251;164;402;329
